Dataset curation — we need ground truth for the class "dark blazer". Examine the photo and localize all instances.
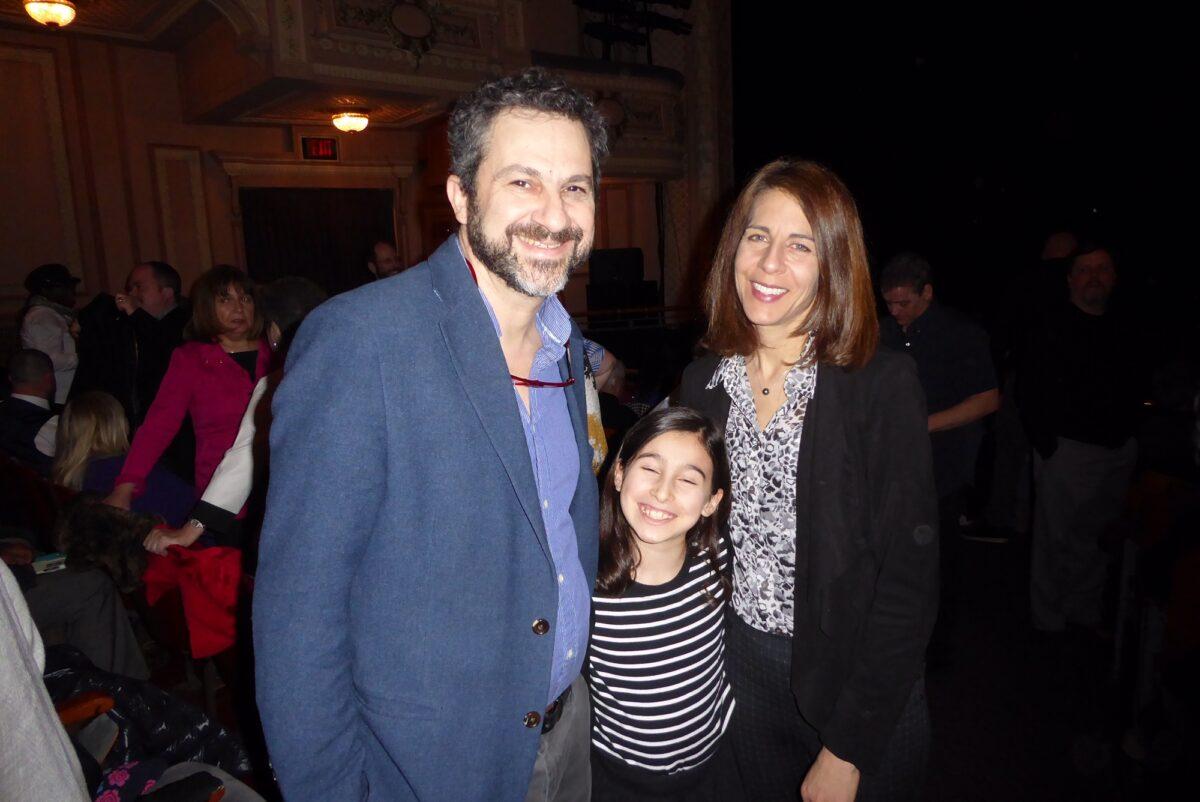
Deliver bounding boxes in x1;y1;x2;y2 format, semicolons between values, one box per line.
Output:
677;347;938;773
253;236;600;802
0;396;55;476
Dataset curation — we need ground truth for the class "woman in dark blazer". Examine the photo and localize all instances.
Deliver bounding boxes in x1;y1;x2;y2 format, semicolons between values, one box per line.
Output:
676;159;939;802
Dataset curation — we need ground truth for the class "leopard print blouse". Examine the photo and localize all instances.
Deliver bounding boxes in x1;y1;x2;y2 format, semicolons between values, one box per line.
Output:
707;349;817;635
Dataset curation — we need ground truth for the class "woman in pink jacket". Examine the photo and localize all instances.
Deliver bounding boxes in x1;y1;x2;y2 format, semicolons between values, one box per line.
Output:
106;265;271;518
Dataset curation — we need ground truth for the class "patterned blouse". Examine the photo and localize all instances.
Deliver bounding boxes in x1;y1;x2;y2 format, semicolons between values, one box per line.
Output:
707;347;817;635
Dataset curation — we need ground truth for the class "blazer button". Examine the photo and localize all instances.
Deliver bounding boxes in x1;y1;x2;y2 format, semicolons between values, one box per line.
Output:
524;711;541;728
532;618;550;636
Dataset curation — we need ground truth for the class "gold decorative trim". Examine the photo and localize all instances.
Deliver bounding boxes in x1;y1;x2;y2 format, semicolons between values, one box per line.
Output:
214;153;416;179
310;61;484;91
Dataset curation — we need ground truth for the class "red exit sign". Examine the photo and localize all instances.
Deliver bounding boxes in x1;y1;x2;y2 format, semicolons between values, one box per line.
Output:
301;136;339;161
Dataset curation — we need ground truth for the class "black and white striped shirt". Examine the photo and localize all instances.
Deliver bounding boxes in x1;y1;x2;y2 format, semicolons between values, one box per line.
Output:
587;541;734;774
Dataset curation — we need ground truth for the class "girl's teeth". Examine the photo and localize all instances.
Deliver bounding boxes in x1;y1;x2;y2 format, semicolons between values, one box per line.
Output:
641;505;673;521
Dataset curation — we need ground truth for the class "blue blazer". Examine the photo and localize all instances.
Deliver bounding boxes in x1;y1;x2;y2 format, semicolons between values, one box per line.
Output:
253;236;600;801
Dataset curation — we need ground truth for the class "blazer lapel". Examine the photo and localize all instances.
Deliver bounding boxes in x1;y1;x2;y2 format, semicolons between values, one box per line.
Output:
430;239;552;565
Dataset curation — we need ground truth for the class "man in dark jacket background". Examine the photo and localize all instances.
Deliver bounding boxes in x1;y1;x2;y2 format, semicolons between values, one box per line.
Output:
1020;239;1141;633
0;350;58;476
71;261;193;480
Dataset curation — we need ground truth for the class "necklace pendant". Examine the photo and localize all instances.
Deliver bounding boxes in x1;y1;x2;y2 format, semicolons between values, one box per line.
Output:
761;387;770;396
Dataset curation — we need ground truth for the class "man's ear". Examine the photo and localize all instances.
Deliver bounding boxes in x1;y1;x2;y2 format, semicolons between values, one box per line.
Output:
921;284;934;302
446;175;470;226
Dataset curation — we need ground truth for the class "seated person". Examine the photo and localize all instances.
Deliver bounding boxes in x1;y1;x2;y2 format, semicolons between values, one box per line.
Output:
2;526;148;680
2;564;264;802
0;349;59;476
53;392;193;528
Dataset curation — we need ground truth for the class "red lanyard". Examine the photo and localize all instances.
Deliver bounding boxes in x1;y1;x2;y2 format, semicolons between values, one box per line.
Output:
465;258;575;389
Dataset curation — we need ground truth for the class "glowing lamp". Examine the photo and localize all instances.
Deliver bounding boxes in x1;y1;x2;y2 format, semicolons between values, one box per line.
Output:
331;112;369;133
24;1;76;28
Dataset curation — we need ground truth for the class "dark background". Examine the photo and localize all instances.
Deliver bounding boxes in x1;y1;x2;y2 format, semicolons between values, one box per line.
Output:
240;188;394;295
729;11;1190;332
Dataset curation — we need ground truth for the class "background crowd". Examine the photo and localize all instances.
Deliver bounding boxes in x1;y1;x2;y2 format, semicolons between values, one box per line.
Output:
3;84;1197;802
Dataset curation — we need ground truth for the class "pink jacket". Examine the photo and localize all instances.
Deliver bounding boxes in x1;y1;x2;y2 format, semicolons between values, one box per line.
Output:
117;340;272;498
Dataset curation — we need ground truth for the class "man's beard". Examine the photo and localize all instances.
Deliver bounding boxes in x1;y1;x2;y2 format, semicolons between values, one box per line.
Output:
466;196;589;298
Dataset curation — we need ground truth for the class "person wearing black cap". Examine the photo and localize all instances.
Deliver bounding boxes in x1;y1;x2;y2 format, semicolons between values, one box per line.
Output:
19;263;81;405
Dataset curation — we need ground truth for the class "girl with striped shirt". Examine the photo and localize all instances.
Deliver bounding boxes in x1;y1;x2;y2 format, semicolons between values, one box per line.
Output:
587;408;743;801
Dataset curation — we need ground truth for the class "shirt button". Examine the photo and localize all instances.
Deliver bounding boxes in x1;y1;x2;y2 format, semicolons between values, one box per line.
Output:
524;711;541;728
542;499;549;509
557;573;564;585
532;618;550;635
566;648;574;659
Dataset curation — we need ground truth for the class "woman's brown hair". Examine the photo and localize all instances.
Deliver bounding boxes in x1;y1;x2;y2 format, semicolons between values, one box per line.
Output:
703;159;878;368
185;264;263;342
597;407;732;601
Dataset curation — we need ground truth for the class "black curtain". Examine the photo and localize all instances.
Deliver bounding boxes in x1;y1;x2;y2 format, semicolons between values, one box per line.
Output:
239;188;394;295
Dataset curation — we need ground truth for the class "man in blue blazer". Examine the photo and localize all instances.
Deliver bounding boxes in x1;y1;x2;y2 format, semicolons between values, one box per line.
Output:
253;69;607;801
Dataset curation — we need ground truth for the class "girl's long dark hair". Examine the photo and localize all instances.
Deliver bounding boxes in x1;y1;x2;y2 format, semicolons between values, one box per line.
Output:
597;407;732;601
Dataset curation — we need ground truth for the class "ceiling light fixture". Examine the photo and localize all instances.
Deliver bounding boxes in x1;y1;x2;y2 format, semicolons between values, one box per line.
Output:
331;112;369;133
24;1;76;28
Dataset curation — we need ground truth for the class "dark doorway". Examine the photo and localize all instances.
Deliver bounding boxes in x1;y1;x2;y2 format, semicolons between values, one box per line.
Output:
239;188;395;295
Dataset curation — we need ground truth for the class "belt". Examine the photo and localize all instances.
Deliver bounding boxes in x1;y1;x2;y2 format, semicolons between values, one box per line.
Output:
542;685;572;734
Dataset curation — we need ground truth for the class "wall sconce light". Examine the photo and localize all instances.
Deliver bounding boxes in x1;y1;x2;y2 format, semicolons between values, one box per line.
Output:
331;112;369;133
24;1;76;28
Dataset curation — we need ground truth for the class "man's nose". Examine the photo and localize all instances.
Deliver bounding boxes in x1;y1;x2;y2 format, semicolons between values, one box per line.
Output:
532;190;569;234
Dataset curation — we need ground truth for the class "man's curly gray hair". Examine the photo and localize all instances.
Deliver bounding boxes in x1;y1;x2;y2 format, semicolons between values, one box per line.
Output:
448;67;609;195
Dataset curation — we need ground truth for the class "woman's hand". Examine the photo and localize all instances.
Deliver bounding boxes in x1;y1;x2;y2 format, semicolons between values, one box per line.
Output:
103;483;135;511
800;747;860;802
143;522;203;556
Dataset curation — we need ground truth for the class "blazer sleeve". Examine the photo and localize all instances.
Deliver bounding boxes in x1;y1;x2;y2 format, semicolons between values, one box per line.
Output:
820;355;940;772
251;304;387;801
115;347;193;494
192;375;267;529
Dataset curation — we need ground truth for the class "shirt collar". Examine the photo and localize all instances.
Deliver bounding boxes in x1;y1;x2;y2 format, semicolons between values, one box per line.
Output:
11;393;50;410
905;302;941;337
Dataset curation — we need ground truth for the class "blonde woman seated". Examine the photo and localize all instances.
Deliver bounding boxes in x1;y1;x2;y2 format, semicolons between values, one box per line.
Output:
53;392;193;528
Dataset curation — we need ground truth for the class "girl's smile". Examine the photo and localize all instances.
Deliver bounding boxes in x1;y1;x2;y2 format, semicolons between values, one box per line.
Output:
615;430;723;549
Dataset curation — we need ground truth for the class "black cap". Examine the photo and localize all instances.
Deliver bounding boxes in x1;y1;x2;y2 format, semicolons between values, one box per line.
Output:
24;263;81;294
